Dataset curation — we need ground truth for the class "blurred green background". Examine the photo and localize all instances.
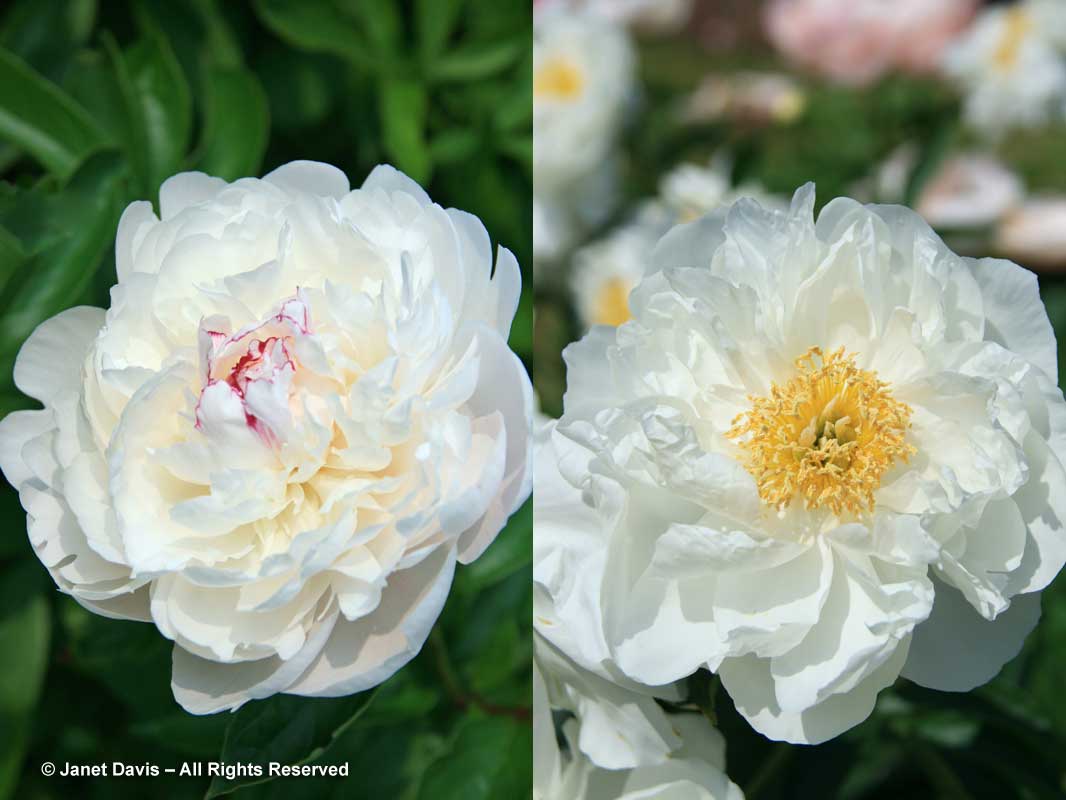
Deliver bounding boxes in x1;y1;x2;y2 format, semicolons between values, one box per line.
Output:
0;1;532;798
533;3;1066;798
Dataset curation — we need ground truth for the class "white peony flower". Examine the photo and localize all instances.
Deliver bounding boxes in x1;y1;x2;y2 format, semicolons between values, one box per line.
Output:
533;9;633;194
944;1;1066;137
538;184;1066;744
571;224;663;329
533;7;634;268
653;160;788;225
534;637;744;800
0;161;533;714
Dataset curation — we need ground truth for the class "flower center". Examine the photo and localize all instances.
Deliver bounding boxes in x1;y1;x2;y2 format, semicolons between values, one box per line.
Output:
726;347;914;516
993;7;1031;71
534;57;585;101
593;277;633;326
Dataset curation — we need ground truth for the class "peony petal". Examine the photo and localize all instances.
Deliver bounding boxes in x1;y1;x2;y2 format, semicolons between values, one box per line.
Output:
769;550;930;713
263;160;350;199
721;638;911;745
1010;431;1066;594
158;172;227;221
360;163;430;205
0;409;54;488
171;607;339;714
971;257;1058;382
286;544;456;697
114;200;159;280
14;307;104;402
902;578;1040;692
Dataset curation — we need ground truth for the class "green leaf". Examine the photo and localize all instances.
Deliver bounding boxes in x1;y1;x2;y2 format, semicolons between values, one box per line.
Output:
337;0;401;55
497;135;531;172
197;64;269;180
432;40;523;83
129;712;230;757
205;690;379;798
0;0;96;77
428;129;481;166
253;0;377;71
414;713;532;800
0;562;50;716
0;150;127;354
0;224;26;300
459;500;531;593
188;0;244;68
379;78;430;183
416;0;465;61
106;29;192;199
0;46;109;176
493;48;532;133
0;561;50;800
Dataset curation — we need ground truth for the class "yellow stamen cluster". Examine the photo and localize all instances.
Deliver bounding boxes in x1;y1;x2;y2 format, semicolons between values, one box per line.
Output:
593;277;633;327
727;347;915;517
534;58;585;101
993;7;1032;71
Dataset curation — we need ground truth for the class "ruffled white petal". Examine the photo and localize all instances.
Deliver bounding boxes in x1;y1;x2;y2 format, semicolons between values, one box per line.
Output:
902;578;1040;692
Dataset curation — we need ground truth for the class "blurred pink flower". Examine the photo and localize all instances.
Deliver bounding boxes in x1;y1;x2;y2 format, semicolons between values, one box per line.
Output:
764;0;977;86
996;198;1066;271
917;154;1024;229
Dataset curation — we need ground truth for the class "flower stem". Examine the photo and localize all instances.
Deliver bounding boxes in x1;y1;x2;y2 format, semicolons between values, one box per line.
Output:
429;627;531;722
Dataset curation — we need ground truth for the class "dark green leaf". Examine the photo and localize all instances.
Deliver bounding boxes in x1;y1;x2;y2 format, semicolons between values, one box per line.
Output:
0;562;50;716
0;46;109;176
106;29;192;198
0;150;127;353
379;78;430;183
205;690;378;798
416;0;464;61
415;713;532;800
197;64;269;180
432;40;523;83
128;713;230;758
428;129;481;166
336;0;401;55
253;0;377;71
0;562;50;800
0;224;25;300
459;500;531;593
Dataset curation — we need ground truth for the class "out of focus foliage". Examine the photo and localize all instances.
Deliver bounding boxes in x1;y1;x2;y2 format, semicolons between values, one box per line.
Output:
0;1;531;798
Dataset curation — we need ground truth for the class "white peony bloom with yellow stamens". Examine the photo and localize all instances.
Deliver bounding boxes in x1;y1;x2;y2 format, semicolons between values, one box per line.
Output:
944;0;1066;136
537;185;1066;744
571;224;662;329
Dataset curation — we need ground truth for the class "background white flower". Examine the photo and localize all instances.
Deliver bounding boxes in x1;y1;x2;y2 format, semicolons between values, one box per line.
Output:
0;161;532;714
569;160;785;328
944;0;1066;137
533;8;634;268
571;224;662;329
539;185;1066;744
